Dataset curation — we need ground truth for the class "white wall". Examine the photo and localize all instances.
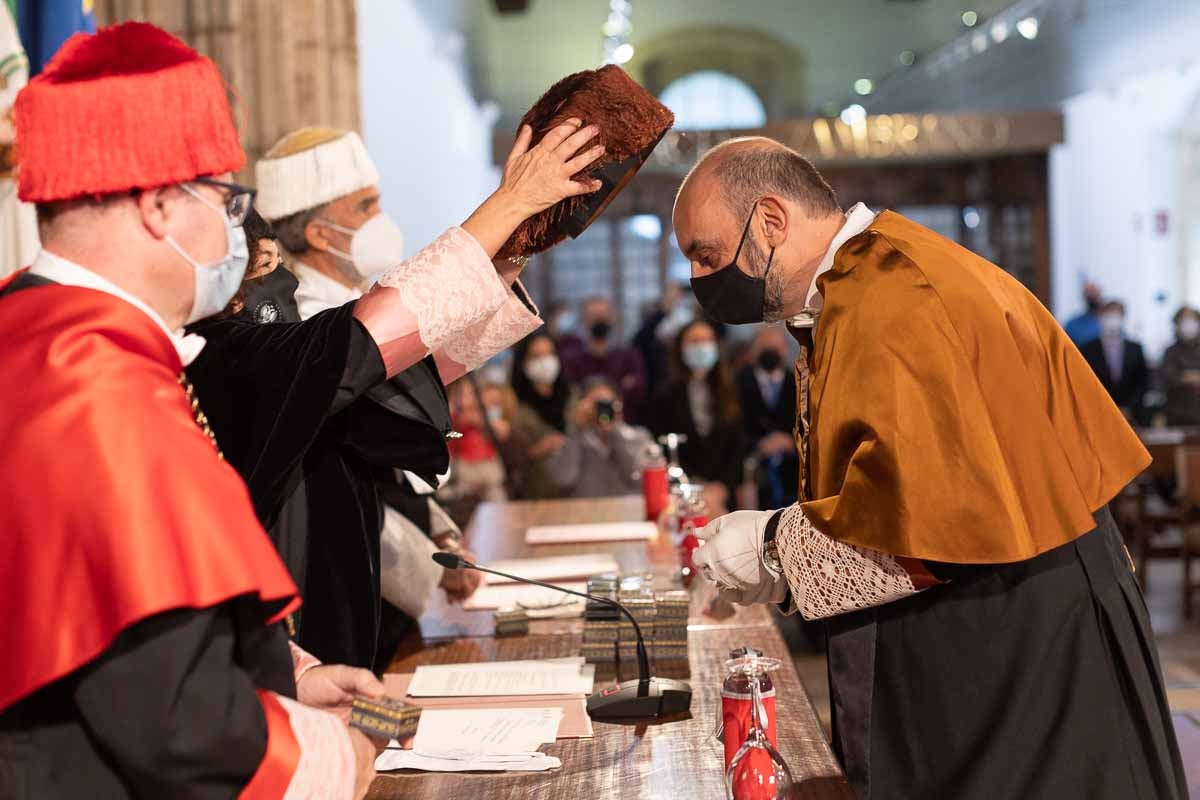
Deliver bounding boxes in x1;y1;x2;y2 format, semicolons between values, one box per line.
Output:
1050;58;1200;360
357;0;500;255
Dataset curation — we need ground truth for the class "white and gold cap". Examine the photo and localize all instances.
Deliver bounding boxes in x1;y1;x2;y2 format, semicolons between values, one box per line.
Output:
255;126;380;221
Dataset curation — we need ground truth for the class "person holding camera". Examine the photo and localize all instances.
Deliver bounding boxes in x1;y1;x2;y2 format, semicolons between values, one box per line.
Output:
547;376;652;498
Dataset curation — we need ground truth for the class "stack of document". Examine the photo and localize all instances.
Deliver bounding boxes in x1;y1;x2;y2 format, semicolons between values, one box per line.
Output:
406;657;595;697
376;658;596;773
376;708;563;772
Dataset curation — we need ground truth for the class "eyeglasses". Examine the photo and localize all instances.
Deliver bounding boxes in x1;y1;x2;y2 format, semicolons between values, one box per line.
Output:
190;176;257;226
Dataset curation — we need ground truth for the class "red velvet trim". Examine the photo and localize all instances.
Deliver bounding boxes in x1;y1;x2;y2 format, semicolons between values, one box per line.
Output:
239;691;301;800
896;556;941;589
0;279;299;712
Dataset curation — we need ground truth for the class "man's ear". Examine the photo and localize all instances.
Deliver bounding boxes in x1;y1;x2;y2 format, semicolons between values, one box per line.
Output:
758;195;789;248
303;217;331;253
136;186;181;240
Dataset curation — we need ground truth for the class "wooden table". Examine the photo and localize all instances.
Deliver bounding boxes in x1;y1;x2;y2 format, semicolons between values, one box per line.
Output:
369;496;851;799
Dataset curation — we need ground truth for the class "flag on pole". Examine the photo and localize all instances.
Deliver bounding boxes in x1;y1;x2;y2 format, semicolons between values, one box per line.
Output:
1;0;38;277
15;0;95;76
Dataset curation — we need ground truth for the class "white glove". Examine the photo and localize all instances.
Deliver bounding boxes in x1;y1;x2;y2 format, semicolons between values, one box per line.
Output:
693;510;788;606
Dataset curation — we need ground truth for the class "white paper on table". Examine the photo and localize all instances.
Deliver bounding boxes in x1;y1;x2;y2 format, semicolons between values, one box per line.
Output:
407;657;595;697
524;521;657;544
463;581;588;611
482;554;619;584
413;707;562;757
375;748;561;773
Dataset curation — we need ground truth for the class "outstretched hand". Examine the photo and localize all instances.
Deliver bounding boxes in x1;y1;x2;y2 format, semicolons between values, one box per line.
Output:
498;119;605;218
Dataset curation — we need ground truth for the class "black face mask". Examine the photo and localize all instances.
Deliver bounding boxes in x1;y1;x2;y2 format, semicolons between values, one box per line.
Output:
590;321;612;341
689;207;775;325
757;348;783;372
241;265;300;324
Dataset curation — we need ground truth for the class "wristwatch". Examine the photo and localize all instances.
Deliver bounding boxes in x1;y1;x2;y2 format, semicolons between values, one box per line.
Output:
761;512;783;578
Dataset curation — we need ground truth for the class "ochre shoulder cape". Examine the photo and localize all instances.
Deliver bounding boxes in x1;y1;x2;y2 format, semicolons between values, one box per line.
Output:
0;274;300;712
803;211;1149;564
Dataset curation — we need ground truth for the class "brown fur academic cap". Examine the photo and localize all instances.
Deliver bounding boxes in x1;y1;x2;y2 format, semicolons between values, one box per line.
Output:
497;65;674;259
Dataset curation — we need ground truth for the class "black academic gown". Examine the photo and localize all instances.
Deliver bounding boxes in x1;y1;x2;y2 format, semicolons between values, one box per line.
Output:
187;293;453;672
822;508;1188;800
300;362;451;671
0;600;293;799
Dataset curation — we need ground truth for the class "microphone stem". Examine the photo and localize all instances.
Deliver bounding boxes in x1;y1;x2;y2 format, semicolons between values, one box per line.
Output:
461;562;652;696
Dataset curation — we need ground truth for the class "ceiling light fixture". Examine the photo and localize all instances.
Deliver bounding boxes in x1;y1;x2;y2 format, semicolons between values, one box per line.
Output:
854;78;874;95
899;49;916;66
1017;16;1039;39
961;10;979;27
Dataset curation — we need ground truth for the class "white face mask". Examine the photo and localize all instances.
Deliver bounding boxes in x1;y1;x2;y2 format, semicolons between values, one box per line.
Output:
165;184;250;325
319;212;405;282
682;341;719;373
1099;312;1124;338
1180;317;1200;341
524;354;560;385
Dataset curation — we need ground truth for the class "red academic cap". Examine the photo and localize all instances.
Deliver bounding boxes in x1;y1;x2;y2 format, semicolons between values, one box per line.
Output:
14;21;244;203
497;65;674;259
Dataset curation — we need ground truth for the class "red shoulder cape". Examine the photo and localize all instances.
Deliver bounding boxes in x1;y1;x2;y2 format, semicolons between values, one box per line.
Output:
0;274;300;712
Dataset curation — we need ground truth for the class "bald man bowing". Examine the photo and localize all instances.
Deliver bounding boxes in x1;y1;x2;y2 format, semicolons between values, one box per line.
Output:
678;138;1185;800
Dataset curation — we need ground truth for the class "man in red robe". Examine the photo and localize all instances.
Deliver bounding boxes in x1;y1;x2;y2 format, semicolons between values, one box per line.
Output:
0;22;384;799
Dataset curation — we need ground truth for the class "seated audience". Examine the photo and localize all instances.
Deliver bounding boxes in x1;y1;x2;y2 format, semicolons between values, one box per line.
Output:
511;328;572;431
648;318;746;508
547;377;653;498
1161;305;1200;426
1080;299;1148;421
632;282;694;397
562;295;647;420
481;380;566;499
444;380;509;503
736;325;799;508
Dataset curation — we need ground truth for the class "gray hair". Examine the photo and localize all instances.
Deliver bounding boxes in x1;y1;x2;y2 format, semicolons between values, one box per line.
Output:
710;144;840;221
270;202;327;256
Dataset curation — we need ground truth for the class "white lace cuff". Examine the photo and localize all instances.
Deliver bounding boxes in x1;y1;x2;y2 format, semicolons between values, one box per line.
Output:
774;505;922;620
374;226;509;354
440;279;542;375
275;694;356;800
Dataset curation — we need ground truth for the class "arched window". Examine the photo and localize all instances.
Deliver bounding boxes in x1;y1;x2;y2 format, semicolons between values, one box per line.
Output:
658;70;767;130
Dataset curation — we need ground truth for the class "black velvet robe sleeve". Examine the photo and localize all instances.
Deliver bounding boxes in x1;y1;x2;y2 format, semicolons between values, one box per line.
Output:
186;302;386;530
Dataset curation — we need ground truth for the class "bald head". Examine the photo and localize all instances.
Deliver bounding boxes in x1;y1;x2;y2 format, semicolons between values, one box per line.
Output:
677;137;839;225
671;137;846;324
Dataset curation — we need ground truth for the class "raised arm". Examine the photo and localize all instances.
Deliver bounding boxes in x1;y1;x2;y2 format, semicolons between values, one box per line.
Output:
354;120;604;378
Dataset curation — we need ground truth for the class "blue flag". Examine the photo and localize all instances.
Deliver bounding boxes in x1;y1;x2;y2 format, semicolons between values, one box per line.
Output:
15;0;95;75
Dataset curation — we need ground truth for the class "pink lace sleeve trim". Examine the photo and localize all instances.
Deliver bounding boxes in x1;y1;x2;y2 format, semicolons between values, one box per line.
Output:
288;641;321;685
355;227;508;376
774;504;922;620
437;279;542;382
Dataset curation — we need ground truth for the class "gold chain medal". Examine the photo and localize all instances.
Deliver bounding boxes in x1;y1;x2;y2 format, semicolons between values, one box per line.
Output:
177;373;223;459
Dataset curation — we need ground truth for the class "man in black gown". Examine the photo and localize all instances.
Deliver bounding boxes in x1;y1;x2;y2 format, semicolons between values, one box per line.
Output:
187;121;603;669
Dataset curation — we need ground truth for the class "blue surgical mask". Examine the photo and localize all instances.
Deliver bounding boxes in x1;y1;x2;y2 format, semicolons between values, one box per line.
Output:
682;341;720;373
165;184;250;325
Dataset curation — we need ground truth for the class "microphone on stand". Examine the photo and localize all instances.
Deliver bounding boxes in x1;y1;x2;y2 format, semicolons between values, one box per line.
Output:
431;552;692;721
